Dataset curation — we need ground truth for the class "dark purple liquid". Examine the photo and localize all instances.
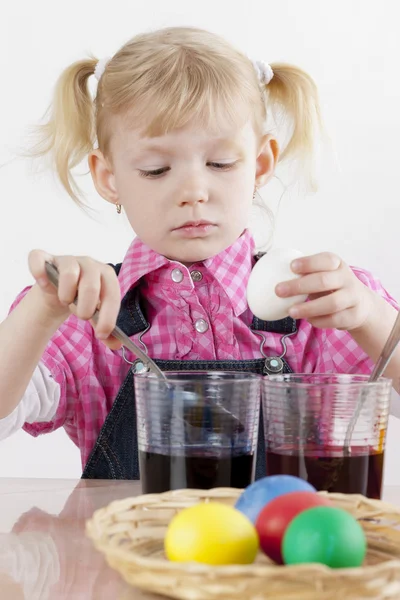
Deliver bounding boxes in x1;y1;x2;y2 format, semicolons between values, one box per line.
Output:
266;448;384;499
139;451;254;494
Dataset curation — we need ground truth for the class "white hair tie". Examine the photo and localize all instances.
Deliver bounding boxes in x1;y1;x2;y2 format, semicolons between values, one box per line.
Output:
94;57;111;82
252;60;274;85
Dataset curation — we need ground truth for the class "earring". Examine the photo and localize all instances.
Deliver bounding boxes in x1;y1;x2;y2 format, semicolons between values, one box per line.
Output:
253;187;258;199
115;203;122;214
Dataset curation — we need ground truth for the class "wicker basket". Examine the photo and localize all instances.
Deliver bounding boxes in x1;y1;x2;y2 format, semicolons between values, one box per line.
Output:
86;488;400;599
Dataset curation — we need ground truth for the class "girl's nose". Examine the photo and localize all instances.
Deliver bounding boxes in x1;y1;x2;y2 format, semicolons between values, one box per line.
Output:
176;177;209;207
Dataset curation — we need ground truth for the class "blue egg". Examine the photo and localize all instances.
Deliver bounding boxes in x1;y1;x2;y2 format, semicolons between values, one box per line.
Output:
235;475;316;524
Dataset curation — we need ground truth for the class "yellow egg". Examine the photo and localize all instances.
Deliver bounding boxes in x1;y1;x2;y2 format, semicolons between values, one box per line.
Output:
165;502;259;565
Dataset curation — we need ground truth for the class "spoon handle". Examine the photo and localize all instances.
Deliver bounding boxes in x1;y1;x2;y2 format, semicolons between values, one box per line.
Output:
369;310;400;382
44;261;169;384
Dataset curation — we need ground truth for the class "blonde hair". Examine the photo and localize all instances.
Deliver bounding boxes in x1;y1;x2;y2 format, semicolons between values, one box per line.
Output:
31;26;321;204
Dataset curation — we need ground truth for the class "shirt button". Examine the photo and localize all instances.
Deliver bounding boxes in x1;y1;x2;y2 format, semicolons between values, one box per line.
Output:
190;270;203;282
194;318;209;333
171;268;184;283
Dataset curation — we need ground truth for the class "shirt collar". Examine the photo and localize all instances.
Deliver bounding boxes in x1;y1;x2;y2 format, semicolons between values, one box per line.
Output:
201;230;255;316
118;229;255;317
118;238;170;299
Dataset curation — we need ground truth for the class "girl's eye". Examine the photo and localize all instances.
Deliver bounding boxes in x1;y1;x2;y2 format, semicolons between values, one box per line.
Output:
138;162;237;177
138;167;169;178
208;162;237;170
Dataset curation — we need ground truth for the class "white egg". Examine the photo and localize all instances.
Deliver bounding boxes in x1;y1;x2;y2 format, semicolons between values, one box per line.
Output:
247;248;307;321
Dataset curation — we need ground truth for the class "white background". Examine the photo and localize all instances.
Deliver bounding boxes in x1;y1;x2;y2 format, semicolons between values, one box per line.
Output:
1;0;400;481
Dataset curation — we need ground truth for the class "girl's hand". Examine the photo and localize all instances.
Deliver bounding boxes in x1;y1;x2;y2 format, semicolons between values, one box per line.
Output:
275;252;374;331
28;250;122;348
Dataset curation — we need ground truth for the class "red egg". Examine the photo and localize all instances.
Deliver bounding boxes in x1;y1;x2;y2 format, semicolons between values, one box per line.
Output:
255;491;331;564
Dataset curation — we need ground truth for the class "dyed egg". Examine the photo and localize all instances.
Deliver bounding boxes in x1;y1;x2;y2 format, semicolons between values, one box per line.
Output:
165;502;258;565
247;248;307;321
235;475;316;524
255;491;332;564
282;506;367;568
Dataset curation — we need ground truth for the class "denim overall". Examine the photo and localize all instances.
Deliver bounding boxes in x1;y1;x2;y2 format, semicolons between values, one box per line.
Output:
82;259;296;481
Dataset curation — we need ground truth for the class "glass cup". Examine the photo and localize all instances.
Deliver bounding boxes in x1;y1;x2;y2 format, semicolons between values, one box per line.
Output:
261;374;392;499
135;371;261;494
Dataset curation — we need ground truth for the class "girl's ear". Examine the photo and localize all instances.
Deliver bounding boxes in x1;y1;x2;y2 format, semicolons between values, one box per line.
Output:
88;150;119;204
255;135;279;187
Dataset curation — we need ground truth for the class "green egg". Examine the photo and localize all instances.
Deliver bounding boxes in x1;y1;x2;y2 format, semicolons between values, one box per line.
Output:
282;506;367;569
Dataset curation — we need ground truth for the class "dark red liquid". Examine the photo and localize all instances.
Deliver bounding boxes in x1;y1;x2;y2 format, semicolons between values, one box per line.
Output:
266;449;384;499
139;451;254;494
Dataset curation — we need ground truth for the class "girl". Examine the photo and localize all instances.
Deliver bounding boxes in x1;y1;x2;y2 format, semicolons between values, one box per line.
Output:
0;26;398;480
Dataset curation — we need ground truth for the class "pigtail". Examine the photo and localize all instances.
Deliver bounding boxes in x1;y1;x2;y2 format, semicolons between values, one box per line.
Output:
266;63;322;189
30;58;98;204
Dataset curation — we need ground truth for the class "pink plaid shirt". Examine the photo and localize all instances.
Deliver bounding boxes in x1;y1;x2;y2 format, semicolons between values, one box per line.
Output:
11;230;398;467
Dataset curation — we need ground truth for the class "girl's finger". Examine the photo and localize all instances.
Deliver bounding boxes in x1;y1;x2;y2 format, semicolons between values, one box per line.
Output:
306;306;361;331
276;270;344;298
53;256;82;306
70;258;102;320
28;249;58;292
290;252;342;275
93;265;121;339
288;289;355;319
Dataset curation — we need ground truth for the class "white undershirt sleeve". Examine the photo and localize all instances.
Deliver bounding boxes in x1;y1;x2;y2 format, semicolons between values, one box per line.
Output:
0;363;61;440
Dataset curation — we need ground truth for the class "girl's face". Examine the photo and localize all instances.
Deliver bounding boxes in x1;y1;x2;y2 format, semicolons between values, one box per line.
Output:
90;119;278;264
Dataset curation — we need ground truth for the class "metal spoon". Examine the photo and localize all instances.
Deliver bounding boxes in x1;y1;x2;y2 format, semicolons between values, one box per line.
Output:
368;310;400;383
44;262;170;385
45;261;248;435
344;310;400;454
